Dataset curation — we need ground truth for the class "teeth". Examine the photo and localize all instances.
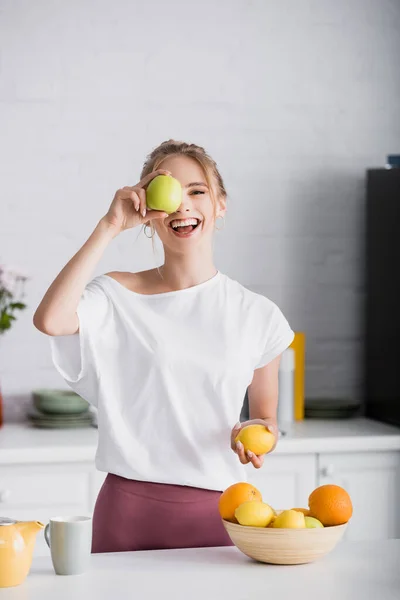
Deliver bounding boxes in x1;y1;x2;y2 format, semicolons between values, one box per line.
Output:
171;218;199;229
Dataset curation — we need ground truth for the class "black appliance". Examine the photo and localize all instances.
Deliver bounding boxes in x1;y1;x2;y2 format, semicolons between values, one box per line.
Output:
364;166;400;427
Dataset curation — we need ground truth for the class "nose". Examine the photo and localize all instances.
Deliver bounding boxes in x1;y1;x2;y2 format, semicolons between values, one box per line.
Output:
176;191;191;214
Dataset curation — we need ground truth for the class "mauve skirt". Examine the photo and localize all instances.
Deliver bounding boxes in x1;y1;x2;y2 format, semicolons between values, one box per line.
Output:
92;473;234;553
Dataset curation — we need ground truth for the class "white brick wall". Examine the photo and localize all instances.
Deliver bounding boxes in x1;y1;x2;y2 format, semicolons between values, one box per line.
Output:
1;0;400;418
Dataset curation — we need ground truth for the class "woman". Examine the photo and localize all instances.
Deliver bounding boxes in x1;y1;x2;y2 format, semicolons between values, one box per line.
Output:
34;140;294;552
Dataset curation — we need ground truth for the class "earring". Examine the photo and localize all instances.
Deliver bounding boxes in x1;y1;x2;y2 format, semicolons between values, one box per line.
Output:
215;216;225;231
144;224;155;238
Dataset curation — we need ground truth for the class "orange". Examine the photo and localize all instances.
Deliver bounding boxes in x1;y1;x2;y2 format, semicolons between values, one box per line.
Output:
308;484;353;526
218;482;262;523
291;507;310;516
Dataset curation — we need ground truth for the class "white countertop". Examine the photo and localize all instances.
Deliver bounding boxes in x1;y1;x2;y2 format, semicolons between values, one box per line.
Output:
0;418;400;465
0;422;98;464
1;541;399;600
277;417;400;453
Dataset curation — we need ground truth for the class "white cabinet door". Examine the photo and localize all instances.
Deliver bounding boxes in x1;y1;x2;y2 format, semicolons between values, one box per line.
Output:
0;463;94;557
318;451;400;541
246;454;317;510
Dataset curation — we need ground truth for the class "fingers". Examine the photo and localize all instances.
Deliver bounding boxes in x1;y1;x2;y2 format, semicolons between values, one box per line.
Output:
231;419;273;468
235;441;266;468
129;190;140;213
246;451;265;469
137;188;147;219
230;421;242;451
117;187;141;208
232;421;250;464
235;440;250;464
124;187;168;221
138;169;172;188
264;422;278;435
267;425;279;450
235;440;265;467
145;210;168;221
241;418;274;428
235;440;267;468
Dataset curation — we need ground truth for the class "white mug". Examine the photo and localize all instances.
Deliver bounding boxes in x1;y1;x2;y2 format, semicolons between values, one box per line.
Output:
44;515;92;575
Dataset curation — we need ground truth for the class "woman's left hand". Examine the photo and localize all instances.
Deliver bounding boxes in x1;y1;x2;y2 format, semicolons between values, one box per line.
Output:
230;419;278;469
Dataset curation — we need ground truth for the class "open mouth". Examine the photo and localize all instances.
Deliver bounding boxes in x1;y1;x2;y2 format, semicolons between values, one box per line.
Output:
169;217;201;236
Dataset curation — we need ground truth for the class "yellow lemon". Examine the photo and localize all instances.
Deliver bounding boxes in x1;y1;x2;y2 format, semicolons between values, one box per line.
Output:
234;501;275;527
291;507;310;516
235;424;275;455
304;516;324;528
272;509;306;529
267;514;277;527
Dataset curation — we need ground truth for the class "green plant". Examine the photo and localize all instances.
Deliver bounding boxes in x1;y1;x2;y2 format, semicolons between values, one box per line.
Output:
0;265;28;334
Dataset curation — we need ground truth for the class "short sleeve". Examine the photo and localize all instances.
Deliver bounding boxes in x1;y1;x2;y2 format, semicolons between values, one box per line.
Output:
254;302;295;370
49;277;110;407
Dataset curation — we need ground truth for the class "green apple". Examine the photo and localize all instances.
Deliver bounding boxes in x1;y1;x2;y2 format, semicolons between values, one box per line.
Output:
304;516;324;528
146;175;182;214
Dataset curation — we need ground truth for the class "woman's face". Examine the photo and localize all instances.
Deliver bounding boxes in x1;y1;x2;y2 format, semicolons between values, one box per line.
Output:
150;155;226;253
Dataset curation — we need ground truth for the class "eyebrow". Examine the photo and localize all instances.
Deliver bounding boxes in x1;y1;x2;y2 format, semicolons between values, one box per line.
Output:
185;182;209;188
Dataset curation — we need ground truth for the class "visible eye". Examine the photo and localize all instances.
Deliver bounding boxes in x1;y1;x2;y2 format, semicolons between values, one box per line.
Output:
189;190;205;196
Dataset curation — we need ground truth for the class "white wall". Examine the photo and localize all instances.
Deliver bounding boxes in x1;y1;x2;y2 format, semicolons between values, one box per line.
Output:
1;0;400;418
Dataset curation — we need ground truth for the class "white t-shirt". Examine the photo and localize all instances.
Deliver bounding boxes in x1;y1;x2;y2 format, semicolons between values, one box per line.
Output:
50;272;294;491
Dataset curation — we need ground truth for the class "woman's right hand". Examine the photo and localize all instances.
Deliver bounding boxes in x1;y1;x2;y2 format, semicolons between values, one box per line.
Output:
101;169;172;237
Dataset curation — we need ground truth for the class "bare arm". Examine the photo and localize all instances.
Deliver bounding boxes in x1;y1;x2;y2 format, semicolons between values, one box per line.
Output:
231;354;282;468
247;354;281;424
33;219;115;336
33;169;171;337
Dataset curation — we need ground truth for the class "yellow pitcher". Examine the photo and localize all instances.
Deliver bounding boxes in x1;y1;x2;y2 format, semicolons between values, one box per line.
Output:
0;518;44;588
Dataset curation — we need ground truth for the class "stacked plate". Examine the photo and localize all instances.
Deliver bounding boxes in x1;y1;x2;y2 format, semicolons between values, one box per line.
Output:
27;389;94;429
305;399;361;419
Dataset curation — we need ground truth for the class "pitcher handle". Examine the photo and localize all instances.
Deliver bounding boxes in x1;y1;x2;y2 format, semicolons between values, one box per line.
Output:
44;523;50;547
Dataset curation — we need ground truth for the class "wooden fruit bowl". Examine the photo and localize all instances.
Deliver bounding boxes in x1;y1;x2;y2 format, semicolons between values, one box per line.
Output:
222;518;348;565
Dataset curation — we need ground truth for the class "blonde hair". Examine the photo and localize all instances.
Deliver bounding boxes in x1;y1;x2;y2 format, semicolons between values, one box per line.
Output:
141;139;227;216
